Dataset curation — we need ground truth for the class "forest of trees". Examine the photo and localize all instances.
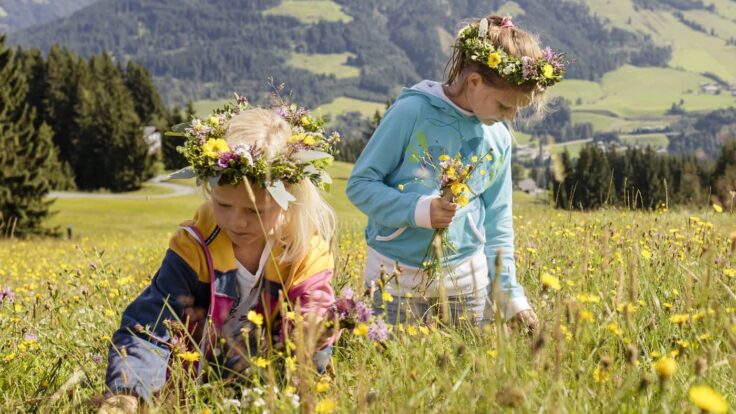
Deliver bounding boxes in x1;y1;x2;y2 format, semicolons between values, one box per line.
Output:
550;143;735;210
668;108;736;160
518;98;594;143
0;37;182;235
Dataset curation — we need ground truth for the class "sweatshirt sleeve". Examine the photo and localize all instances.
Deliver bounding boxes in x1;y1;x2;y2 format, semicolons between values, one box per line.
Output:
104;248;201;401
346;98;426;228
480;132;531;320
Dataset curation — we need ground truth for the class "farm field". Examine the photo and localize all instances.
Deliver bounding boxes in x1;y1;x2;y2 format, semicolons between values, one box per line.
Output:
1;164;735;413
262;0;351;24
287;53;360;79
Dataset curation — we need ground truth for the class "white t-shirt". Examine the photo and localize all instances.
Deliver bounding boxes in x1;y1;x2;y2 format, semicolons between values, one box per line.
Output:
221;240;273;340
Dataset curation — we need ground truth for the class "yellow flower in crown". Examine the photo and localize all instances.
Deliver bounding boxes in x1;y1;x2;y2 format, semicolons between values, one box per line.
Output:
202;138;230;159
542;63;554;79
303;135;316;146
208;116;220;127
487;52;502;68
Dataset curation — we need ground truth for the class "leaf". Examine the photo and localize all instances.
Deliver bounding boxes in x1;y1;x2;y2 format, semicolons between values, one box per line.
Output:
208;175;221;188
267;180;296;210
171;122;192;133
416;131;428;151
292;150;333;163
168;167;196;179
164;131;186;137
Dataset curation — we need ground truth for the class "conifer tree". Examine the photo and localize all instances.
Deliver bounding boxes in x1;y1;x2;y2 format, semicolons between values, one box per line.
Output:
0;35;63;235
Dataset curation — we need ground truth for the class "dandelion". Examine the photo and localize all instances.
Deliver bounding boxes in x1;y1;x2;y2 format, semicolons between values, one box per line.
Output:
315;398;337;414
353;323;369;337
247;310;264;326
540;273;561;291
579;310;594;323
607;322;623;337
397;184;404;191
669;314;690;324
315;380;331;393
381;290;394;303
654;357;677;380
688;385;728;413
712;203;723;213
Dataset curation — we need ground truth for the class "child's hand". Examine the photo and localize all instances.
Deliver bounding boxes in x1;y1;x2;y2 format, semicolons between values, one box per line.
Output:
430;198;458;229
510;309;538;336
95;394;138;414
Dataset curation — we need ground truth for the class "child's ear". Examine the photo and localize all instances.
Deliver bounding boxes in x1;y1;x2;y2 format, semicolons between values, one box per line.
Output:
466;72;482;91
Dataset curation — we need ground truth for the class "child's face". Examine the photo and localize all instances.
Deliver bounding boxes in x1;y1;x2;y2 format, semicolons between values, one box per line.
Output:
464;73;532;125
210;182;284;247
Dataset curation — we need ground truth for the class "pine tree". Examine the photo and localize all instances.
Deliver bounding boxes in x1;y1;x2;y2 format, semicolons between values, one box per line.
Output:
74;53;149;191
0;35;63;236
161;105;188;170
124;60;166;125
712;140;736;209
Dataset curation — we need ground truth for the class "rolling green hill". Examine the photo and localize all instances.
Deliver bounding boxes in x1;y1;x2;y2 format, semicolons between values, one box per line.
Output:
0;0;100;33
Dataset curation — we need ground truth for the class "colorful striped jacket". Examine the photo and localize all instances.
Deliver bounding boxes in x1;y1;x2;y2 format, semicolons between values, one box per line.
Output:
105;202;335;400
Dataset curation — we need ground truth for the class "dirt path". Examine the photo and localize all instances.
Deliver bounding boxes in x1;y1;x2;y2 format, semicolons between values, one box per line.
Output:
48;175;196;200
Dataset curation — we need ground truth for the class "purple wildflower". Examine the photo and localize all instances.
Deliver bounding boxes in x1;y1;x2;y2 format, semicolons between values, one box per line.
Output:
24;334;37;341
234;93;248;105
92;354;104;364
334;297;356;319
274;106;289;119
355;301;373;323
340;287;354;300
367;319;388;342
0;286;14;303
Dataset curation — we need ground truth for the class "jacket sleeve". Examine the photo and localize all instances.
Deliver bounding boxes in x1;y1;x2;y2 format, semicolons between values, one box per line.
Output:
480;132;531;320
346;98;426;228
104;248;201;401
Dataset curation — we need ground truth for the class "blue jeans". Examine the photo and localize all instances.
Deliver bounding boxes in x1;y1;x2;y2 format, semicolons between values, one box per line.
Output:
313;346;332;373
371;289;489;326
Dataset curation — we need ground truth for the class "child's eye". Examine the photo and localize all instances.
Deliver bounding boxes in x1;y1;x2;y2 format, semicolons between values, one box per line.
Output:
217;202;231;208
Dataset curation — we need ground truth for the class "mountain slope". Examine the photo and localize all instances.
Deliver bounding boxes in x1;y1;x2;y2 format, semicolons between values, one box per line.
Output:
0;0;100;33
10;0;683;106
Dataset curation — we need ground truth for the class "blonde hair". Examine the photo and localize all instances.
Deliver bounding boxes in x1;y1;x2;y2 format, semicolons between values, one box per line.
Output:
445;15;547;114
212;108;336;263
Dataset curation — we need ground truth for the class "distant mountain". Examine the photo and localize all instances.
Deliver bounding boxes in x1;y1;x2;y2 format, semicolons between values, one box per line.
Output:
9;0;735;108
0;0;101;33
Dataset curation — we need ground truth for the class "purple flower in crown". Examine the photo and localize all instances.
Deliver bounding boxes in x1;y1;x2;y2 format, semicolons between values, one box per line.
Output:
234;93;248;106
233;144;254;165
521;56;538;80
217;152;238;169
367;319;388;342
273;106;289;119
355;301;373;323
542;47;555;62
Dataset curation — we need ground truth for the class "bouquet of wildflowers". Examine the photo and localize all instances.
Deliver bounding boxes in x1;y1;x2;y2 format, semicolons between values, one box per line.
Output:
420;150;493;291
326;288;389;343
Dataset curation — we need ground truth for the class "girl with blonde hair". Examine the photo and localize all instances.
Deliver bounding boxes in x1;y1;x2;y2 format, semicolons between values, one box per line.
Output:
100;100;338;411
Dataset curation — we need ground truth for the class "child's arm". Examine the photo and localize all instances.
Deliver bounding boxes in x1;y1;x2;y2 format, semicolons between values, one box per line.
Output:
346;98;432;229
104;248;200;401
480;131;532;320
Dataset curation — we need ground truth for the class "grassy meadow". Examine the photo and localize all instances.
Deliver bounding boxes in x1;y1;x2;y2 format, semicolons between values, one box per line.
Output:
1;162;735;413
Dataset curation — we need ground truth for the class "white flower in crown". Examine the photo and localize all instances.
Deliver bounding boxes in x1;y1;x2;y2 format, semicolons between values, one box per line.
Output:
478;18;489;38
233;144;254;165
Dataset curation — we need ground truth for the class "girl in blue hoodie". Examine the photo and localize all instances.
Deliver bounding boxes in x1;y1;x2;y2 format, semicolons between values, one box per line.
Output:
346;15;566;332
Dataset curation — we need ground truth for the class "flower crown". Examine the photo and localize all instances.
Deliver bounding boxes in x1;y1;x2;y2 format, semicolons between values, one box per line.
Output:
166;94;340;210
456;17;566;88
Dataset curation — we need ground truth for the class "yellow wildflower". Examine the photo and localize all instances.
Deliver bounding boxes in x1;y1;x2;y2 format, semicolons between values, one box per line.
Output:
208;116;219;127
471;155;478;162
579;310;594;323
315;398;337;414
303;135;316;146
670;314;689;324
247;310;264;327
353;323;369;337
253;357;270;368
654;357;677;380
456;195;469;207
487;52;502;68
608;322;623;337
406;325;418;336
485;154;492;161
712;203;723;213
397;184;404;191
381;290;394;303
178;351;200;363
540;273;561;291
439;154;451;161
202;138;230;159
419;326;430;335
640;249;652;261
450;182;468;196
593;366;610;383
315;380;331;393
300;115;313;127
688;385;728;414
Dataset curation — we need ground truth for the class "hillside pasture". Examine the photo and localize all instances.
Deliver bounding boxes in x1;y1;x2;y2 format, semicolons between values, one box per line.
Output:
288;53;360;79
262;0;352;24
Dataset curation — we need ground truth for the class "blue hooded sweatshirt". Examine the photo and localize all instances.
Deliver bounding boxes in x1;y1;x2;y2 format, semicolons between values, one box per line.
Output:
346;81;530;317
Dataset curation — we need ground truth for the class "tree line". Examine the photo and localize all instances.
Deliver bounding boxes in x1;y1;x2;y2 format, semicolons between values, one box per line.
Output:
0;36;187;235
550;143;735;210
